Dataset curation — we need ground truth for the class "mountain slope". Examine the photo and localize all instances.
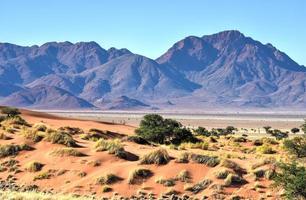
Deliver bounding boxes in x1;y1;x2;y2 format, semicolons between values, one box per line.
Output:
0;85;94;109
157;30;306;107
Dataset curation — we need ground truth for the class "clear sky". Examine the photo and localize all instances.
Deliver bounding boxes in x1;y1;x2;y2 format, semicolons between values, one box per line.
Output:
1;0;305;65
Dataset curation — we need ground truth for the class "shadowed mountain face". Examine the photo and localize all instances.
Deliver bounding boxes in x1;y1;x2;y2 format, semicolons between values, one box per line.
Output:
0;30;306;109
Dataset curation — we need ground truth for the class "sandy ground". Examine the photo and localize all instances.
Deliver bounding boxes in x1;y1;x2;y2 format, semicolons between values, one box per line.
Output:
0;109;286;199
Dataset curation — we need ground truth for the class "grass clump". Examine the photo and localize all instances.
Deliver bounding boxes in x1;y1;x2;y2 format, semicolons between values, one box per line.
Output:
0;144;33;158
176;170;191;182
257;144;276;154
190;154;220;167
1;116;29;126
22;129;44;142
127;168;152;184
139;149;170;165
224;174;246;186
45;131;78;147
96;173;122;185
26;161;44;172
155;177;176;187
184;179;212;194
214;169;232;179
33;123;47;132
175;152;190;163
33;171;51;181
97;174;122;185
0;132;11;140
95;139;129;159
179;141;209;150
221;159;243;172
102;185;112;193
51;148;86;157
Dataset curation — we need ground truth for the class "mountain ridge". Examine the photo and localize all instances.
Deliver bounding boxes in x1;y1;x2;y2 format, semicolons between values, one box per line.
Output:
0;30;305;109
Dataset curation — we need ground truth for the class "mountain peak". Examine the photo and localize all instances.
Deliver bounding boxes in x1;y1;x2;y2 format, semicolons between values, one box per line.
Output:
203;30;245;40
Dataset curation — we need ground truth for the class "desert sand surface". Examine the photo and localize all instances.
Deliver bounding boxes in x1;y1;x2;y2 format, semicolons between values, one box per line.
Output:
0;108;294;199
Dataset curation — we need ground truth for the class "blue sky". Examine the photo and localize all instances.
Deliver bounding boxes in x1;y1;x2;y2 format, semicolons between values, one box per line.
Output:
1;0;305;65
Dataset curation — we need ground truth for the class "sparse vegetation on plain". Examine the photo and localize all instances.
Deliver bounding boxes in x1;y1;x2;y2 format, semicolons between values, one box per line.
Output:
96;173;122;185
25;161;44;172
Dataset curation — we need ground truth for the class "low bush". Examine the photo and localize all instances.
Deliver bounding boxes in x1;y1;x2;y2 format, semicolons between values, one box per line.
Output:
51;148;86;157
139;149;170;165
257;144;275;154
1;116;29;126
251;157;276;169
190;154;220;167
179;141;209;150
253;169;265;178
26;162;44;172
96;173;122;185
184;179;212;194
0;144;33;158
127;168;152;184
283;136;306;158
45;131;78;147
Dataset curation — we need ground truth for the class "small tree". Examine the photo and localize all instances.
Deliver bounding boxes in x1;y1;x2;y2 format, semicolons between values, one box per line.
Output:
0;107;21;118
136;114;195;144
291;128;300;134
273;162;306;200
283;136;306;158
194;127;210;136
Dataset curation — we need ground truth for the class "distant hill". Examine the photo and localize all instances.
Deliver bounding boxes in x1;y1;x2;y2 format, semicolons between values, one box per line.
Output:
0;30;306;109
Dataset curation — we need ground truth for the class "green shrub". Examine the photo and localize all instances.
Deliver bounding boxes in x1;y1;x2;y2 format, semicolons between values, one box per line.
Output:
96;173;122;185
26;162;44;172
273;162;306;199
139;149;170;165
283;136;306;158
45;131;78;147
1;107;21;117
127;168;152;184
51;148;86;157
190;154;220;167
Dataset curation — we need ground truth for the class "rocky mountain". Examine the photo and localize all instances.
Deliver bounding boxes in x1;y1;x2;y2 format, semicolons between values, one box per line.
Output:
0;30;305;109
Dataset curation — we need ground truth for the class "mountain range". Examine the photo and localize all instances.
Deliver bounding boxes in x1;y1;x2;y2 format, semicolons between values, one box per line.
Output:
0;30;305;110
